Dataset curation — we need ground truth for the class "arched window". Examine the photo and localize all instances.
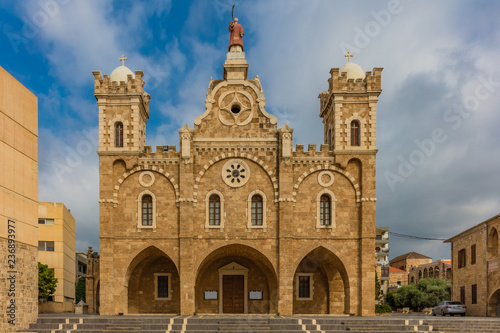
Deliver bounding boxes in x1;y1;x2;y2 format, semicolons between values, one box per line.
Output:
320;194;331;226
115;122;124;148
141;195;153;226
429;267;433;278
488;228;499;261
209;194;221;226
423;268;428;278
418;270;422;280
434;266;440;279
351;120;360;146
251;195;263;226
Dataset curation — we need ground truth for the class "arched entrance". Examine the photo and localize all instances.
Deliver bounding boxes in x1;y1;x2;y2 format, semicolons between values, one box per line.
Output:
293;247;349;314
195;244;278;314
126;246;180;314
488;289;500;316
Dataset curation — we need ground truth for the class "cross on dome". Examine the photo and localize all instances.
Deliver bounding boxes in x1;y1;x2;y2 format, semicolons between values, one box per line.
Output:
119;54;128;66
344;51;353;63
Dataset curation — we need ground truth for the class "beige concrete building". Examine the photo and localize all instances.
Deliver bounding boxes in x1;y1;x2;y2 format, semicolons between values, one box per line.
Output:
38;202;76;311
445;213;500;316
387;266;408;292
389;252;432;280
0;66;38;331
408;259;451;284
95;49;381;316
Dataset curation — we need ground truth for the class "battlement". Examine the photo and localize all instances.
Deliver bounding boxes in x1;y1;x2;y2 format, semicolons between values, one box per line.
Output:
142;145;179;159
93;70;145;94
328;67;383;92
292;144;333;158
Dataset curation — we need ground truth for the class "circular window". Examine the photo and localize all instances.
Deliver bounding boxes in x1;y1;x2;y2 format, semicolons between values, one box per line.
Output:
317;171;334;187
222;159;250;187
231;105;241;114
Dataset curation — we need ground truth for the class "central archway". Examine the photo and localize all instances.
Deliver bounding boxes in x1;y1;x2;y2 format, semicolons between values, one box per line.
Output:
195;244;278;314
293;246;350;314
126;246;180;314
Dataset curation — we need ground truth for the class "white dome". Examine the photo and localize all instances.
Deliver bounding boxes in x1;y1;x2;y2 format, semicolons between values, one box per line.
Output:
110;65;135;83
339;62;365;80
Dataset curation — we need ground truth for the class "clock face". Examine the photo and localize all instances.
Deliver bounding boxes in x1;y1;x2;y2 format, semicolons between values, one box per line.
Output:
222;159;250;187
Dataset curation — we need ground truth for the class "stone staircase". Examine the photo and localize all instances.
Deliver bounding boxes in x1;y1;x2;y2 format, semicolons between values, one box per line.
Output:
17;315;500;333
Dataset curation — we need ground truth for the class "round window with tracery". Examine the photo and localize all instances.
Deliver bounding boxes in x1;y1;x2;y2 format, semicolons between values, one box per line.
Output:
222;159;250;187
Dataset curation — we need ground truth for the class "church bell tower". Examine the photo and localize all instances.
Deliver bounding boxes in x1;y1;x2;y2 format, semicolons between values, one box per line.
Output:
93;55;150;153
319;52;382;153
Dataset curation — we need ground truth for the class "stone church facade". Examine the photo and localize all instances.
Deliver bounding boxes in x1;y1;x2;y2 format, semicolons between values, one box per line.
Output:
93;50;382;316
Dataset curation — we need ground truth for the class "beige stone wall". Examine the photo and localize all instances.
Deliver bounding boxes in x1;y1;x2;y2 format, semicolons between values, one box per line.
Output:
450;217;500;316
38;202;76;305
0;66;38;331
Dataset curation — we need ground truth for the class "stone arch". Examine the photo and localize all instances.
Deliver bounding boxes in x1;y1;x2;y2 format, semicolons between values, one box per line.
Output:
429;267;433;278
112;166;179;206
434;266;440;279
488;227;499;261
125;246;180;314
194;243;278;314
423;268;428;278
488;288;500;317
192;153;278;204
292;246;350;314
293;164;361;203
344;113;367;148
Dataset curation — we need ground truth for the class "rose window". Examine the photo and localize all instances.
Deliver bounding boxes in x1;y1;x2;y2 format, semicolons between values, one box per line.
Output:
222;159;250;187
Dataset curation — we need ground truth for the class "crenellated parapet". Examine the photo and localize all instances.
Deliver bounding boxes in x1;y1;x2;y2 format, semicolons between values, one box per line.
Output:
92;70;146;95
327;67;383;92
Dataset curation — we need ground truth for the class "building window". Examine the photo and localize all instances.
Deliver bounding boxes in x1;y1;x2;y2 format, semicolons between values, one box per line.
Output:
471;244;476;265
137;190;157;230
247;190;267;230
418;270;422;280
296;273;313;300
205;190;225;229
434;266;440;278
209;194;221;226
460;286;465;304
351;120;360;146
381;266;389;278
38;218;54;225
320;195;330;226
154;273;172;300
142;195;153;226
423;268;428;278
429;267;433;278
251;195;263;226
472;284;477;304
458;248;466;269
115;122;124;147
38;241;55;252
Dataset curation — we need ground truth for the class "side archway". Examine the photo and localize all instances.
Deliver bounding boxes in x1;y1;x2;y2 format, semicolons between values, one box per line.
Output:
488;289;500;317
126;246;180;314
292;246;350;314
194;243;278;314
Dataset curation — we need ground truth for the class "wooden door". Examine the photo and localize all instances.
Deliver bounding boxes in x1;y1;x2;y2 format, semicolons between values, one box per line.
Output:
222;275;244;313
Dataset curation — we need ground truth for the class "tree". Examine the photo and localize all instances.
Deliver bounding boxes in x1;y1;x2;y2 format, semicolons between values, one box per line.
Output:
375;270;381;301
38;262;57;300
75;276;86;303
384;278;450;310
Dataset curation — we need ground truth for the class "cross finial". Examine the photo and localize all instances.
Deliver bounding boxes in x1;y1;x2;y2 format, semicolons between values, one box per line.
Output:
119;54;127;66
344;51;353;63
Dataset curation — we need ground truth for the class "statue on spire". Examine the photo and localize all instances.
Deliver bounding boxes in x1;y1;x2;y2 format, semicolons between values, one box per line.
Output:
228;17;244;52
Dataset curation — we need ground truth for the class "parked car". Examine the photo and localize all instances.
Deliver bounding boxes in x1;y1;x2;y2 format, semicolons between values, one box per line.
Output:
432;301;467;316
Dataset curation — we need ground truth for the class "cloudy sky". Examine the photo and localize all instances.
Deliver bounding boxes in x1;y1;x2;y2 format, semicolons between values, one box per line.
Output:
1;0;499;261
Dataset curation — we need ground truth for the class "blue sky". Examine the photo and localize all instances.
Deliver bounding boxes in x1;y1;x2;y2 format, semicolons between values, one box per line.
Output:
1;0;499;261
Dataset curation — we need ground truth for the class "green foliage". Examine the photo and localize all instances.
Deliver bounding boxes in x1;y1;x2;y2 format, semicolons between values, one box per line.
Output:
375;303;392;313
375;270;381;301
384;278;450;310
75;276;86;303
38;262;57;299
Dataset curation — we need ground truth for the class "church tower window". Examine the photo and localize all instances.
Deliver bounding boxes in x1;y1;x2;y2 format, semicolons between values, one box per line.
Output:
320;195;331;226
251;195;263;226
351;120;360;146
142;195;153;226
316;189;335;230
115;122;124;147
209;194;221;226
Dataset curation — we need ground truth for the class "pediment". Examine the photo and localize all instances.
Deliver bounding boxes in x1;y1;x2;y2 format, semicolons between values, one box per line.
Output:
218;261;248;272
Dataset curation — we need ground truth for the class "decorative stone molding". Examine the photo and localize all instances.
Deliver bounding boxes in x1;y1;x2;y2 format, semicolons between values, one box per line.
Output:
154;273;172;300
344;113;367;149
136;189;157;231
317;171;334;187
107;116;131;150
295;273;314;301
293;164;361;203
219;262;249;314
138;171;155;187
192;152;279;204
316;189;336;231
218;91;254;126
222;159;250;188
204;189;225;230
